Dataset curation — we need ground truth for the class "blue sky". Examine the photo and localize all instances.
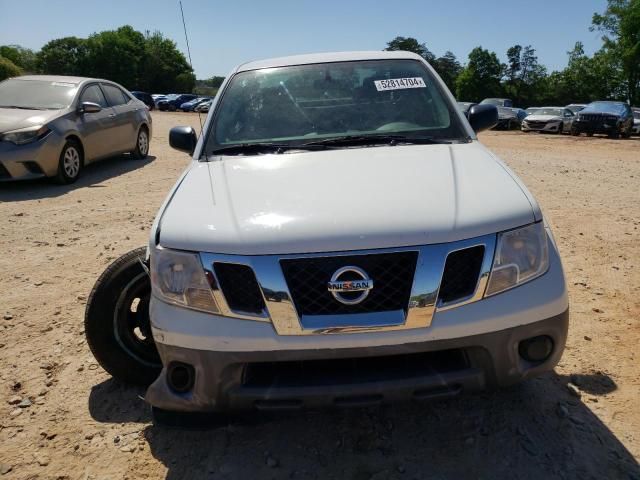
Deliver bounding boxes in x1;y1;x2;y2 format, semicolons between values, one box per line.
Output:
0;0;607;78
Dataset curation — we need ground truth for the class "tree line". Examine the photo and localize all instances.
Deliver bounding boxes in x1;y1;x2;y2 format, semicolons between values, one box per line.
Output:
386;0;638;107
1;0;637;105
0;26;196;93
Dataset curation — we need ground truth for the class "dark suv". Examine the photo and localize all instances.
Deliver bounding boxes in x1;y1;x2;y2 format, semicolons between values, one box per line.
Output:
571;101;634;138
157;94;198;112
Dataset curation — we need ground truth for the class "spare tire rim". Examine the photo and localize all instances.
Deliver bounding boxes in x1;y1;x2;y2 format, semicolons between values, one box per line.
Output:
113;272;161;367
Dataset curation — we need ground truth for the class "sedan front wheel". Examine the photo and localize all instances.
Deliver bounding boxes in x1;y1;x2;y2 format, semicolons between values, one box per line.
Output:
55;140;83;184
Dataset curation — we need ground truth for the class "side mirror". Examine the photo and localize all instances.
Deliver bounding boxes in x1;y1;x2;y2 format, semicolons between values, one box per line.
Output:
169;126;198;155
78;102;102;114
468;104;498;132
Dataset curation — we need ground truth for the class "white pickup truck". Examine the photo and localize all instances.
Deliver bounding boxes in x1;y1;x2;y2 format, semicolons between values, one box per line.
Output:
85;51;568;415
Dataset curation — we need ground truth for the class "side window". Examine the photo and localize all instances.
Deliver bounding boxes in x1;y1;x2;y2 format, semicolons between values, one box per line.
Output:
80;84;108;108
564;109;574;117
102;84;129;106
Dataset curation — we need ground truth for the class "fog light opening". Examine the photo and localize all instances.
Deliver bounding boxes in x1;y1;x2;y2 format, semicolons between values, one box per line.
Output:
518;335;554;363
167;362;195;393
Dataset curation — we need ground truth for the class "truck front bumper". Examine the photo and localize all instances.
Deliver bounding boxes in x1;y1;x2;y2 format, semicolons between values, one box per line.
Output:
147;230;568;412
146;310;568;412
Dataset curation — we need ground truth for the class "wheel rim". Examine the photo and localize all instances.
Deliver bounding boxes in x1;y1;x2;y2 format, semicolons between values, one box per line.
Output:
138;130;149;155
113;271;161;367
63;146;80;178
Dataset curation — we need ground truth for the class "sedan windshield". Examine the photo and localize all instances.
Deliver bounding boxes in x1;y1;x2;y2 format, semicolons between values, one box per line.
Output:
534;108;563;116
0;78;78;110
207;59;467;154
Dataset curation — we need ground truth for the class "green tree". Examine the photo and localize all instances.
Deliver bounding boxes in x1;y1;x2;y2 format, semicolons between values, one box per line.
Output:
455;47;503;101
140;30;193;92
0;45;37;72
175;72;196;93
0;55;23;81
502;45;547;106
433;51;461;92
385;36;435;63
591;0;640;104
83;26;146;88
37;37;88;76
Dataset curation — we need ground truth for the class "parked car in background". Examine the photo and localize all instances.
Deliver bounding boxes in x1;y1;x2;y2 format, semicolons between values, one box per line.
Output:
179;97;211;112
481;98;514;108
157;94;198;111
632;108;640;135
153;95;168;108
571;101;634;138
521;107;574;134
131;91;154;110
457;102;477;117
194;100;212;113
0;75;152;183
565;104;587;114
493;107;526;130
524;107;540;116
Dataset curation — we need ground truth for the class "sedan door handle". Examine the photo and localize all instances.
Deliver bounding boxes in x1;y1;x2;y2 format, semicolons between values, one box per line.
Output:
108;113;116;118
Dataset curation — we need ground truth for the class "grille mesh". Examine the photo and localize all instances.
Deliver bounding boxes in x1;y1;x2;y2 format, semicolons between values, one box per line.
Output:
281;252;418;316
214;263;266;315
438;246;485;304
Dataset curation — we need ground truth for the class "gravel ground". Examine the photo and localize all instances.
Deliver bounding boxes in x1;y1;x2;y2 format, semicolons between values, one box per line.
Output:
0;112;638;479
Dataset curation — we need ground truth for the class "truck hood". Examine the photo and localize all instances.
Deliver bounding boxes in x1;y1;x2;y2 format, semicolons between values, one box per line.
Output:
158;143;539;255
0;108;64;134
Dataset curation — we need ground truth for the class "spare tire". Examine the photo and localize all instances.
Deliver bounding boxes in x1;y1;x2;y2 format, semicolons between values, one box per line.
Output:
85;247;161;385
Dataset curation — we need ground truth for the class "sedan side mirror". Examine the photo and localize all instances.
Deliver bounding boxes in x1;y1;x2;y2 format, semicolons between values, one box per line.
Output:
468;104;498;132
169;126;198;155
78;102;102;114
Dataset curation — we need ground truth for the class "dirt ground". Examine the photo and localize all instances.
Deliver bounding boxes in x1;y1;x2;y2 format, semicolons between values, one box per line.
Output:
0;112;639;480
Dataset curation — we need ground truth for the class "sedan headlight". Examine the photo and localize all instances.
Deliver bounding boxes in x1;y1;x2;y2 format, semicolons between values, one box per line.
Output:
151;248;220;314
485;222;549;296
0;125;51;145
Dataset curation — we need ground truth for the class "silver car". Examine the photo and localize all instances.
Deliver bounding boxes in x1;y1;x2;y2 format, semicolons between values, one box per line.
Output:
0;75;152;183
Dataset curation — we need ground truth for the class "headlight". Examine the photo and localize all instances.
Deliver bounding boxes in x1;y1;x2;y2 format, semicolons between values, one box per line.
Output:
485;222;549;296
151;248;220;314
0;125;51;145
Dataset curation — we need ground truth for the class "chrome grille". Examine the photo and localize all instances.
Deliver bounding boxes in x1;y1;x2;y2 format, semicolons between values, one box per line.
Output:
438;246;485;304
280;252;418;316
199;233;496;335
214;262;266;315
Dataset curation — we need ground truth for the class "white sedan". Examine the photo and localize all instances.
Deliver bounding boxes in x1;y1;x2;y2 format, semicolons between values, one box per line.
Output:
522;107;575;134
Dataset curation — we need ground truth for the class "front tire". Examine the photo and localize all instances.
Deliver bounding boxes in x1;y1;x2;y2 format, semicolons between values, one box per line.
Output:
55;140;83;184
131;126;150;159
85;247;161;386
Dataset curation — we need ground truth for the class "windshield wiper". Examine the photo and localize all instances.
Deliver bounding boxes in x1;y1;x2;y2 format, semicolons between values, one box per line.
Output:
301;134;453;147
209;142;328;156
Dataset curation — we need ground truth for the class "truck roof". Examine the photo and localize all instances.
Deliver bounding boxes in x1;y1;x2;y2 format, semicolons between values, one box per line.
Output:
236;50;425;72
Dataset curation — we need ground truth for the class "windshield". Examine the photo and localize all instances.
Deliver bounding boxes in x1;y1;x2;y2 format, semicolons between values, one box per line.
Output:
207;59;467;154
582;102;626;115
533;108;564;116
480;98;505;106
0;78;78;110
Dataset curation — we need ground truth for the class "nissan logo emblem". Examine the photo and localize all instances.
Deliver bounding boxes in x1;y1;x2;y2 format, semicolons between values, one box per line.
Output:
327;266;373;305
